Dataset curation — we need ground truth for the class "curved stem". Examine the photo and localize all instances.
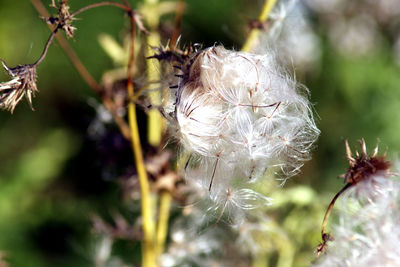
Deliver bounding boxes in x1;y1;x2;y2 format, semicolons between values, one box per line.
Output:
30;0;131;139
71;1;130;17
241;0;277;52
321;183;352;238
33;28;58;66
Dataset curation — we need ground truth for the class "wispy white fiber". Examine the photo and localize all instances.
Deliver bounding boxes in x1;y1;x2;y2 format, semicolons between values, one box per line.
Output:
314;172;400;267
167;46;319;223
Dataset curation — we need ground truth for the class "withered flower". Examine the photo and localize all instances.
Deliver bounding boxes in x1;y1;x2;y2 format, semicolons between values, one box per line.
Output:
342;139;391;185
317;139;391;258
314;142;400;266
0;61;38;113
46;0;77;38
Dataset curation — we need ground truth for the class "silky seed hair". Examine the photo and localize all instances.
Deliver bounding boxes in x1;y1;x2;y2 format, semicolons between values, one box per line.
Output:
314;169;400;267
159;45;319;224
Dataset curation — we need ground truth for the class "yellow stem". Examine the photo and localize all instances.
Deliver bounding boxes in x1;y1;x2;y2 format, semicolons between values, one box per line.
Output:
144;0;163;146
142;0;172;264
241;0;278;52
126;11;156;267
155;190;172;256
146;32;163;146
128;97;156;267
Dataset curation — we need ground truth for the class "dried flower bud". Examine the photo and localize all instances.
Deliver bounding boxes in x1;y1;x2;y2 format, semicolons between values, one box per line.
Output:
0;61;38;113
161;45;319;222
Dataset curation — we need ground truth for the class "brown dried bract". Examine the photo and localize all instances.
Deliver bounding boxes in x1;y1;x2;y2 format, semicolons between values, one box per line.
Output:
316;233;333;258
146;150;180;193
45;0;77;38
342;139;390;185
317;139;391;258
0;61;38;113
147;45;198;65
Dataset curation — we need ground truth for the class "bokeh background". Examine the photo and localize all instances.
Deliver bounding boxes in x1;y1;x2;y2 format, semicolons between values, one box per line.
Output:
0;0;400;266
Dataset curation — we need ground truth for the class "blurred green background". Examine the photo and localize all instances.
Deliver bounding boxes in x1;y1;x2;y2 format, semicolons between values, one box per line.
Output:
0;0;399;266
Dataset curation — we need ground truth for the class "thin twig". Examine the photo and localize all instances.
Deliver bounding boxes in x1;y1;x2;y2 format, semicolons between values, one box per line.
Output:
30;0;131;139
71;1;130;17
33;28;58;66
321;183;352;238
121;0;149;35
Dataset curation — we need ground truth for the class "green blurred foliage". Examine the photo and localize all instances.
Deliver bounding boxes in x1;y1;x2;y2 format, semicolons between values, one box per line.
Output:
0;0;399;266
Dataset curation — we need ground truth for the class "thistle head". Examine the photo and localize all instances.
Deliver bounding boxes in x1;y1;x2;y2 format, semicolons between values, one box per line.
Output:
343;139;391;185
0;60;38;113
154;45;319;224
314;161;400;267
46;0;77;38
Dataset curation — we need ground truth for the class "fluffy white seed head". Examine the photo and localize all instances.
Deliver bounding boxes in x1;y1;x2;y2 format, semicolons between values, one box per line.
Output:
166;46;319;222
314;172;400;267
161;205;273;266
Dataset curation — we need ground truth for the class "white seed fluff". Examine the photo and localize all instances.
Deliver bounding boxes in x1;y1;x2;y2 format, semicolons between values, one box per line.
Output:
168;46;319;220
314;172;400;267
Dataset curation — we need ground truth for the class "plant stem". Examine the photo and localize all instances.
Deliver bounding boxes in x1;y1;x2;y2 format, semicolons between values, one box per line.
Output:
142;0;173;262
30;0;131;139
321;183;352;238
155;190;172;256
30;0;157;265
241;0;277;52
170;0;185;49
143;0;163;147
71;1;130;17
153;1;187;255
33;28;58;67
126;9;157;267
